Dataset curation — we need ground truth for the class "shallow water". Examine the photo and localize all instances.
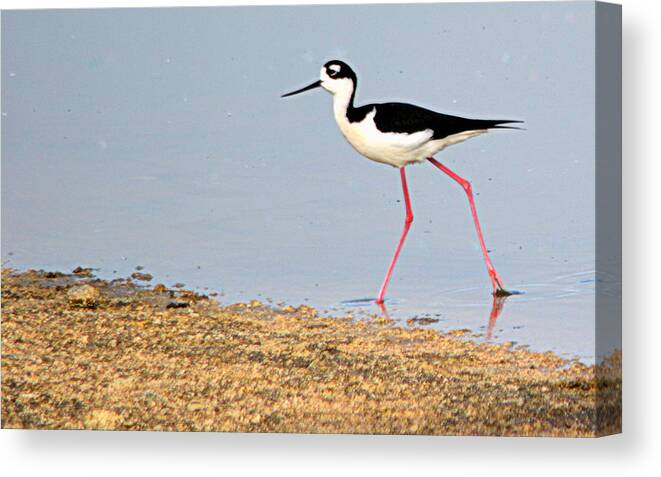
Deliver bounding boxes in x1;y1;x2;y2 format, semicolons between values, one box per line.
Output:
2;4;616;363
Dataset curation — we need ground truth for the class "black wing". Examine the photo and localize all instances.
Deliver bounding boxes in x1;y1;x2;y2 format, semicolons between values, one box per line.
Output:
369;102;522;140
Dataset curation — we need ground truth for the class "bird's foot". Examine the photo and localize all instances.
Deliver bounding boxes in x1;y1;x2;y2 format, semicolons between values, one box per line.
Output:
493;287;514;297
489;270;512;296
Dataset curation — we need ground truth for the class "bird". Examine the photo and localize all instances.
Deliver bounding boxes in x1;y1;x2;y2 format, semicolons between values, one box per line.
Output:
282;60;521;304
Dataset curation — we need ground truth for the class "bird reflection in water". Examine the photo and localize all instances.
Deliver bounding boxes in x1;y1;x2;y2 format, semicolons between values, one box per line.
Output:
376;294;511;341
485;294;509;340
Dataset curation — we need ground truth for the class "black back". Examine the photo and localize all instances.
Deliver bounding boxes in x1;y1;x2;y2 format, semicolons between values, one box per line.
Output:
365;102;522;139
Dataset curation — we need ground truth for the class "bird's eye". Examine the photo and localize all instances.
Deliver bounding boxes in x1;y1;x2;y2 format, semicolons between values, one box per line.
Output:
327;65;341;78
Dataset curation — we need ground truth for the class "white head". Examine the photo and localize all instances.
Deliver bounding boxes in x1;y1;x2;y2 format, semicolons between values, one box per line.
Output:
282;60;357;99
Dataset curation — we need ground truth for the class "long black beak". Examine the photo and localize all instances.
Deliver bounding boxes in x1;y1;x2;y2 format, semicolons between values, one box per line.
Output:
281;80;322;98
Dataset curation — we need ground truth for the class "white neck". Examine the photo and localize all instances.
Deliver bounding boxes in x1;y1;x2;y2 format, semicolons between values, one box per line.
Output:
332;86;354;123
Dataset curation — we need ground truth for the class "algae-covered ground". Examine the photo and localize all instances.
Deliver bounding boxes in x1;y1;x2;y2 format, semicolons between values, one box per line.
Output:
1;268;621;436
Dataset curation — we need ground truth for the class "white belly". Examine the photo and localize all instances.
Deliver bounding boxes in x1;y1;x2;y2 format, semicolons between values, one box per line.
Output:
334;108;487;168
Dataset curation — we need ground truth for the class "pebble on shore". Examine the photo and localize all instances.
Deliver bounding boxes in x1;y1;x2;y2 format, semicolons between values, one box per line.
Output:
66;284;100;308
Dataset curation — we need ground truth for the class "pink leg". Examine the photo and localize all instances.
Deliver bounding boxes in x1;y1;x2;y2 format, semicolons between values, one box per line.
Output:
376;167;413;304
428;157;508;294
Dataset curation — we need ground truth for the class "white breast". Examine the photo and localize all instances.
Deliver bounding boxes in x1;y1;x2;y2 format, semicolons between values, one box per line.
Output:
333;108;434;167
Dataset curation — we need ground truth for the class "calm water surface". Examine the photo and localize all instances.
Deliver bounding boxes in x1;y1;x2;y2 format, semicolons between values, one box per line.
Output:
2;4;616;363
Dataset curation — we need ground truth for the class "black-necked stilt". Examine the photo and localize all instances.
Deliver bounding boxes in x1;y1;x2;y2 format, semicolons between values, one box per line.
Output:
282;60;521;304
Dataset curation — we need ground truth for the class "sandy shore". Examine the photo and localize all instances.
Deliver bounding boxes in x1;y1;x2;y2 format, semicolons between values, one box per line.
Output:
1;268;620;436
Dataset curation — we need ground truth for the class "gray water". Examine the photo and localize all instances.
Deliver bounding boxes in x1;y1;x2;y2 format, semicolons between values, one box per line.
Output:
2;3;608;363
